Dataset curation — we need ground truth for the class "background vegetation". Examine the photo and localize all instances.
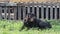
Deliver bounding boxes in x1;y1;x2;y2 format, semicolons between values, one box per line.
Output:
0;20;60;34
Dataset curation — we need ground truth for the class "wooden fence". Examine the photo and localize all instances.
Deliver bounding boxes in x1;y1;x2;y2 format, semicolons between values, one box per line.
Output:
0;2;60;20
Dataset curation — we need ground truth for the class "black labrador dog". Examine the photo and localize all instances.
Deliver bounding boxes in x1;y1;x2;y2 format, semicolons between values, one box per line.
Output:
20;13;52;31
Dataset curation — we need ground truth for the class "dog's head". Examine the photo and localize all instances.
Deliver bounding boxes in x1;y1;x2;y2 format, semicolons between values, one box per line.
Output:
24;13;36;22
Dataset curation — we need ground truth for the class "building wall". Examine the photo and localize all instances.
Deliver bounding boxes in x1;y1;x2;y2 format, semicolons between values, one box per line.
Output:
10;0;60;2
0;0;60;2
10;0;49;2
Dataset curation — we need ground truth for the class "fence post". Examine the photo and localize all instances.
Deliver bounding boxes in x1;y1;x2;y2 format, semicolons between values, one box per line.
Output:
37;6;39;19
23;7;26;19
14;7;17;20
46;6;48;19
50;6;53;20
18;6;21;20
55;6;57;20
4;7;7;20
8;7;10;20
32;6;35;13
27;6;30;13
59;6;60;20
0;7;2;20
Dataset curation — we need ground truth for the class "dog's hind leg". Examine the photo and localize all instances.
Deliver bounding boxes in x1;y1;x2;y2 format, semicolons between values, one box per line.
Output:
26;27;31;31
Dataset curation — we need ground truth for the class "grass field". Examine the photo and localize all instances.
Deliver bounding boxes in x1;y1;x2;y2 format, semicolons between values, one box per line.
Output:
0;20;60;34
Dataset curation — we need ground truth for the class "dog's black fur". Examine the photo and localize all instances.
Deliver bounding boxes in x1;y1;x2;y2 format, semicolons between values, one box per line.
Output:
20;13;52;31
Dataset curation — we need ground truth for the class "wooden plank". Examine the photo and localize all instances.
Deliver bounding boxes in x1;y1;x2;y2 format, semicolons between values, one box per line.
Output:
46;7;48;19
32;6;35;13
50;6;53;20
37;6;39;19
18;6;21;20
0;7;2;20
14;7;17;20
27;7;30;13
23;7;26;20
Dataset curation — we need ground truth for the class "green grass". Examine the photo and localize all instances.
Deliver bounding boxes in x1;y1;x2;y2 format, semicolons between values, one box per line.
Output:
0;20;60;34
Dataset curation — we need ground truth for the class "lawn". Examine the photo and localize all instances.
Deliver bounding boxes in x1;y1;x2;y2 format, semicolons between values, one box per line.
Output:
0;20;60;34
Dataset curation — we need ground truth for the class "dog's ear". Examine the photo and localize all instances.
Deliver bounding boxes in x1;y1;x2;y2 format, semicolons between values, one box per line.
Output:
24;15;28;22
